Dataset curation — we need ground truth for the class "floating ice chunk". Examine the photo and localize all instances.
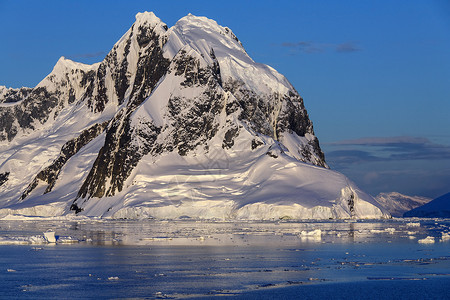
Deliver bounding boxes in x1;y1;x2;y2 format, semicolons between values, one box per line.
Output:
43;231;57;243
300;229;322;237
406;222;420;227
418;236;435;244
108;277;119;280
29;235;46;244
0;236;45;245
407;231;416;239
58;236;78;244
7;269;16;272
385;228;396;234
299;229;322;241
441;232;450;241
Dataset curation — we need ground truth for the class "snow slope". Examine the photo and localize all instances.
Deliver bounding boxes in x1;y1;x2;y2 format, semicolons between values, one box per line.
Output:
375;192;431;217
403;192;450;218
0;12;388;220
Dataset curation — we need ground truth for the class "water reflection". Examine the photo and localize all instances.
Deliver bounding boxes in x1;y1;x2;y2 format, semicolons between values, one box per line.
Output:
0;218;449;246
1;219;450;298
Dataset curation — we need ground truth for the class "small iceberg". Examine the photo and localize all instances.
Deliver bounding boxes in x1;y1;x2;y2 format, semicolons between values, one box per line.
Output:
43;231;57;243
299;229;322;241
441;232;450;241
300;229;322;237
418;236;435;244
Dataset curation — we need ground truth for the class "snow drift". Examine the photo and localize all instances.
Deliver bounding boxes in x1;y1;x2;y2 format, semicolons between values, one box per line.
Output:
0;12;388;220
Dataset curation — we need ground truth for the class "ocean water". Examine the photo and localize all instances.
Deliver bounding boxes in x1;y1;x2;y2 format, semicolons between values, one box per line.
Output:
1;219;450;299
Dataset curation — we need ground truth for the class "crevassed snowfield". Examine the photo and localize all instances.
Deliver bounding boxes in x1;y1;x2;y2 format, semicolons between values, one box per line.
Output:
1;218;450;299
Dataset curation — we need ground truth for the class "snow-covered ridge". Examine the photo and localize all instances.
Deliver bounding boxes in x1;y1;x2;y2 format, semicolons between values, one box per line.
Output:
164;13;293;95
0;11;388;220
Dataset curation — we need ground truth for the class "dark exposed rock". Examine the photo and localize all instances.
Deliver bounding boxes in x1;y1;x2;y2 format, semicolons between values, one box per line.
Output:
81;70;96;87
266;151;278;159
70;203;83;214
76;110;161;200
20;121;109;200
0;87;59;141
348;192;355;216
86;63;108;113
209;48;222;86
223;80;274;137
309;137;327;167
0;87;32;104
103;28;133;104
165;51;224;156
19;179;39;201
0;172;9;187
251;139;263;150
223;125;239;149
224;27;241;45
174;50;208;87
276;91;314;138
68;88;76;104
223;80;314;139
222;79;327;167
75;25;170;202
74;41;226;205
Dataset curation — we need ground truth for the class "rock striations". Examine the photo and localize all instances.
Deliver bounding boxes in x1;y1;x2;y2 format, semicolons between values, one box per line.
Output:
0;12;388;219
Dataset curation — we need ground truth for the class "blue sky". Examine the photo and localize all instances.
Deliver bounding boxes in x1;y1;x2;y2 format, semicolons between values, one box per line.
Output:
1;0;449;198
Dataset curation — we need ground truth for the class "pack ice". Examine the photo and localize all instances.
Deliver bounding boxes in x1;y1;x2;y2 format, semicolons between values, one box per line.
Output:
0;12;388;220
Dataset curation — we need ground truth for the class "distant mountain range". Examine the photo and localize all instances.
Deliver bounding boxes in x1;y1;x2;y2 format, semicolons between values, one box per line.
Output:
374;192;431;217
403;192;450;218
0;12;388;220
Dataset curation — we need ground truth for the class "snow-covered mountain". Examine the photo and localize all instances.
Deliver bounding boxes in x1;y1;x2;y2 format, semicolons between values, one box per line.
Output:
374;192;431;217
403;192;450;218
0;12;388;220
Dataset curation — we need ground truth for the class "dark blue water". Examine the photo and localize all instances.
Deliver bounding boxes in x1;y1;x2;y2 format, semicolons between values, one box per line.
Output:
1;219;450;299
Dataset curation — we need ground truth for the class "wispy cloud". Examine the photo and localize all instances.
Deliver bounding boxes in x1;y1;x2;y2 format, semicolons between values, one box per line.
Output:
281;41;326;53
330;136;430;146
326;149;382;166
325;136;450;167
335;42;361;53
323;136;450;198
280;41;361;54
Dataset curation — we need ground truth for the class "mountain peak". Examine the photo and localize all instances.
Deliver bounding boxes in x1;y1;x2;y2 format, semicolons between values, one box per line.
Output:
134;11;161;25
375;192;431;217
0;12;388;220
52;56;99;71
175;13;240;45
131;11;168;39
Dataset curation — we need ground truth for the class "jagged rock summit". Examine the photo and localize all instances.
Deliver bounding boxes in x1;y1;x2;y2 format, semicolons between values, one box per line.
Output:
0;12;388;220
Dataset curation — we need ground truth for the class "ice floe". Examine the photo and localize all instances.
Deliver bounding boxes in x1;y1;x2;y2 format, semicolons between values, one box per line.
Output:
418;236;435;244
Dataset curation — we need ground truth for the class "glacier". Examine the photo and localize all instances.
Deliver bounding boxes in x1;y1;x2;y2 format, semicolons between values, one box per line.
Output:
0;12;388;220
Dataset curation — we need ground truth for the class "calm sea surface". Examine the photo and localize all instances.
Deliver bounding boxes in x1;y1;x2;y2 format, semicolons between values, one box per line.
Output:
1;219;449;299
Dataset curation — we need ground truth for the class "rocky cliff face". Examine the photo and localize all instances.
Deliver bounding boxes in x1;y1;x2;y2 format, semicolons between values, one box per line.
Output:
0;12;387;220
